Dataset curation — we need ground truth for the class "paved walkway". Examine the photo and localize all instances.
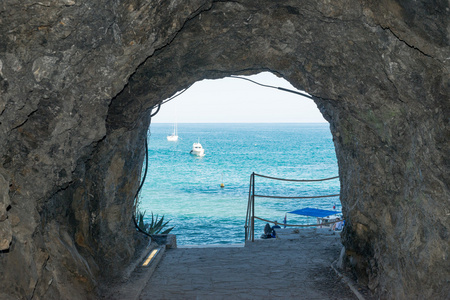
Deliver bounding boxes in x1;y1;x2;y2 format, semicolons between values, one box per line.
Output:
114;228;358;300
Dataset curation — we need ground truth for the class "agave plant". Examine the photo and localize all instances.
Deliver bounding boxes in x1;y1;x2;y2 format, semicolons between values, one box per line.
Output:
137;210;174;235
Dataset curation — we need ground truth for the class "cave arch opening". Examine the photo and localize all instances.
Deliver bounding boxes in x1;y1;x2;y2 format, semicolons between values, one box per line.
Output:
136;72;341;245
0;1;446;299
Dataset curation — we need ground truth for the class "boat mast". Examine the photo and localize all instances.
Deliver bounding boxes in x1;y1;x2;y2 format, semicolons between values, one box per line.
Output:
174;105;178;136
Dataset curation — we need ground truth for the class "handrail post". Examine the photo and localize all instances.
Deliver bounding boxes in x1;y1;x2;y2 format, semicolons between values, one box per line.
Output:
251;173;255;242
251;201;254;242
245;173;253;242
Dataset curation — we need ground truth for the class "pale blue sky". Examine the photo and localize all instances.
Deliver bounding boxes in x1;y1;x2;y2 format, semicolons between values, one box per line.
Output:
152;72;327;123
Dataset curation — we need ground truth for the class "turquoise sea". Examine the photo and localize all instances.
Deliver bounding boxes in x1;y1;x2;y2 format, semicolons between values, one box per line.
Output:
138;123;340;245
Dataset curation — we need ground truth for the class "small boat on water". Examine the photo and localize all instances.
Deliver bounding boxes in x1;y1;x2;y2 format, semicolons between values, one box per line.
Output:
190;142;205;157
167;122;178;142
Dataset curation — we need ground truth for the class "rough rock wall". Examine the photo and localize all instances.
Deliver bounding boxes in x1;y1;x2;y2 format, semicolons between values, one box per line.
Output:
0;1;448;299
0;1;211;299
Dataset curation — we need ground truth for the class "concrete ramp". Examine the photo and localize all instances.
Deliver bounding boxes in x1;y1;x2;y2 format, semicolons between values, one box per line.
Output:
134;228;359;299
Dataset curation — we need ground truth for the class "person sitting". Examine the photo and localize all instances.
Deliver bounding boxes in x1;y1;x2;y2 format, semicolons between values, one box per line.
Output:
272;221;281;229
332;218;344;231
260;223;273;239
271;221;281;238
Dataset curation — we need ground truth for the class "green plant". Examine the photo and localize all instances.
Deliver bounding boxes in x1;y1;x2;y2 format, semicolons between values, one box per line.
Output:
137;211;174;235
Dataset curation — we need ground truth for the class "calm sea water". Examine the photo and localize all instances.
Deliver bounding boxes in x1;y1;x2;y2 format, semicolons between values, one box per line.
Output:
138;123;340;245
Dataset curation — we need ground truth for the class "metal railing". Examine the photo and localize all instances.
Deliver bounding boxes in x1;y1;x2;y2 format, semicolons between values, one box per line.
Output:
244;172;340;242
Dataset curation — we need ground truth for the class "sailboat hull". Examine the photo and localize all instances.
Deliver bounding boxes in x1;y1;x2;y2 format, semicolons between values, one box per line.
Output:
167;122;178;141
167;134;178;142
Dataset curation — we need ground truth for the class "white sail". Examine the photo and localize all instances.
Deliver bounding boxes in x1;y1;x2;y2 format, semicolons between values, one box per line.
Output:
167;108;179;141
167;122;178;141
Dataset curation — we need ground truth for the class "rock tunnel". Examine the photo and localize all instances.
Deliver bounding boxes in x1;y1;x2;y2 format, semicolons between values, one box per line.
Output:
0;1;448;299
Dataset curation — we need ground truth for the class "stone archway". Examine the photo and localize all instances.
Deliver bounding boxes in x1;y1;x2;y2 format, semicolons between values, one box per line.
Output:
0;1;448;299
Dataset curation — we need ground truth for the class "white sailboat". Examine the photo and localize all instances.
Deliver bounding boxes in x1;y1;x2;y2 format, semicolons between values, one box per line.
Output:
167;106;179;141
167;122;178;142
